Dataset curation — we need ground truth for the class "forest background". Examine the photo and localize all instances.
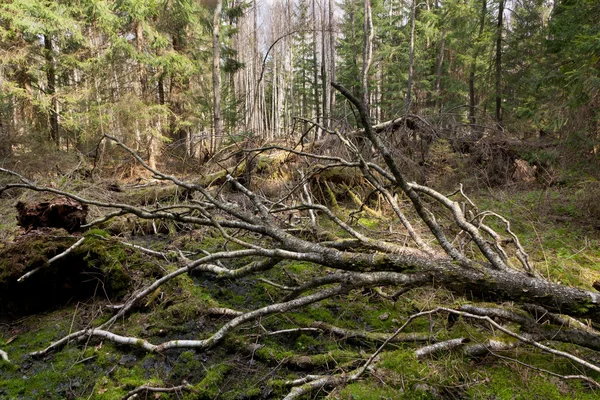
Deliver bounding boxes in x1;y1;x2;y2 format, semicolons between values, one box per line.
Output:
1;0;597;167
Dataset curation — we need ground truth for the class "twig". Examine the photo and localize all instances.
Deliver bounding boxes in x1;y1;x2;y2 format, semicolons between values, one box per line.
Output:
262;328;322;336
121;383;192;400
206;307;244;317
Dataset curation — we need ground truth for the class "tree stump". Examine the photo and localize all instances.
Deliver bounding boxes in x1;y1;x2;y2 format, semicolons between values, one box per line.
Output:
16;197;88;233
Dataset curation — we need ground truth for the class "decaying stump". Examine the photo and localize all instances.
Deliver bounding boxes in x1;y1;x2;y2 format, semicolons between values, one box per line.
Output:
16;197;88;233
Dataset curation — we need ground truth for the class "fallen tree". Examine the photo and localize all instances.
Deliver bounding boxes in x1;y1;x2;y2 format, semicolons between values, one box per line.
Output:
1;83;600;397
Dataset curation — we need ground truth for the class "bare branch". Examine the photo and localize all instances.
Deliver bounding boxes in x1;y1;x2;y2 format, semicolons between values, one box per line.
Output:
18;236;86;282
121;382;192;400
416;338;468;359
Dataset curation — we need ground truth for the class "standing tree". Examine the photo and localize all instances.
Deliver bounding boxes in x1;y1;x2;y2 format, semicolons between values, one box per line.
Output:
212;0;223;153
495;0;505;124
405;0;416;114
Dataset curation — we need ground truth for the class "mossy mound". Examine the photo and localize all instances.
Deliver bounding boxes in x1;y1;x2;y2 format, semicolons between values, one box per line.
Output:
0;229;132;317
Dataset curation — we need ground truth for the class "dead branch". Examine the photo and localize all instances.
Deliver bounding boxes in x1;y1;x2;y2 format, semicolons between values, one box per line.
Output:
121;382;192;400
442;307;600;374
416;338;468;359
311;321;432;343
284;306;600;398
460;304;600;352
17;236;87;282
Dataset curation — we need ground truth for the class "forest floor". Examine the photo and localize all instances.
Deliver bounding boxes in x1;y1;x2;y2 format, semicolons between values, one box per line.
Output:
1;163;600;399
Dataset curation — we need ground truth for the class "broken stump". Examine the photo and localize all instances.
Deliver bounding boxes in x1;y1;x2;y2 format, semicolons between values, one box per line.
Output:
16;197;88;233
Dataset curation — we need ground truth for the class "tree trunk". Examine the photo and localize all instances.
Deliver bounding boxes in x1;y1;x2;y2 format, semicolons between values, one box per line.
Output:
328;0;336;115
362;0;374;113
135;21;148;96
312;0;321;138
406;0;416;114
44;34;59;145
212;0;223;153
469;0;487;128
0;101;11;158
321;0;329;130
495;0;504;124
435;28;446;110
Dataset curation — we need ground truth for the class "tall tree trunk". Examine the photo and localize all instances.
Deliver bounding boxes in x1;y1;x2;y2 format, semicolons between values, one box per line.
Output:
321;0;329;130
495;0;504;124
44;35;59;145
149;74;166;171
252;0;262;137
271;55;276;139
328;0;336;115
406;0;416;114
135;21;148;96
376;62;382;123
212;0;223;153
362;0;374;112
158;75;165;106
312;0;320;137
469;0;487;128
135;21;146;153
0;100;10;158
435;28;446;110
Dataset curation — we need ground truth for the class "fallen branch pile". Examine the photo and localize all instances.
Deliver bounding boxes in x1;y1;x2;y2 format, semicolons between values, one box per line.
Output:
1;83;600;397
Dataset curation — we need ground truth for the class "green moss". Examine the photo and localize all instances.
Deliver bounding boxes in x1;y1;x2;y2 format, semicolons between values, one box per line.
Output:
77;237;132;297
84;228;111;238
191;363;232;399
323;180;339;208
357;217;381;229
466;364;568;399
380;349;423;378
338;381;404;399
170;350;202;380
255;155;271;172
295;333;319;351
124;184;192;206
0;341;105;399
255;345;296;362
0;233;73;283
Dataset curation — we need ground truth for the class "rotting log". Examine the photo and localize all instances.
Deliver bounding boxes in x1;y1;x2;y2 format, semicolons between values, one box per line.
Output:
16;197;87;233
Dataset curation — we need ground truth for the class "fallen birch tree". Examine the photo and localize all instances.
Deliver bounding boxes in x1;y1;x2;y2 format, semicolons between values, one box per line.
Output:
1;83;600;397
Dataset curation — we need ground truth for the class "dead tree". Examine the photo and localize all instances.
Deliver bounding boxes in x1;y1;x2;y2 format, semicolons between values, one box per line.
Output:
1;83;600;397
